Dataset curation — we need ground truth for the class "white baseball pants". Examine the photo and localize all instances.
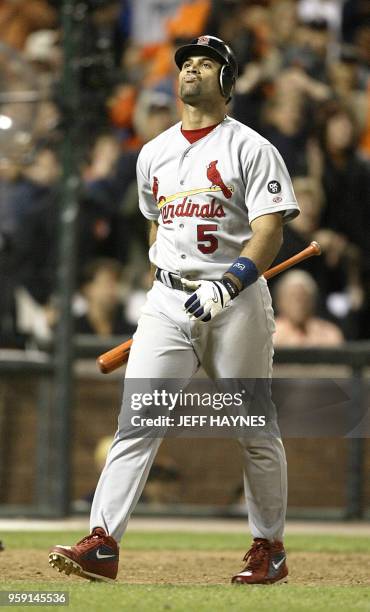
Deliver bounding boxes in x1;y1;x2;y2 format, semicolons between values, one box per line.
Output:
90;278;287;542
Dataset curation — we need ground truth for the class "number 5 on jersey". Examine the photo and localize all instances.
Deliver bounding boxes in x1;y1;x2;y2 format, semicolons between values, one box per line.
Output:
197;224;218;254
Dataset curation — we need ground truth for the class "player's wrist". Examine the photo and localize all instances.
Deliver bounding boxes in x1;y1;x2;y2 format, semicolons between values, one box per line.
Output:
223;257;259;294
220;275;241;300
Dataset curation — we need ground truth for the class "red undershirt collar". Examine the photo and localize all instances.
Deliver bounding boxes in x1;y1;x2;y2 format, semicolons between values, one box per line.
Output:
181;122;220;144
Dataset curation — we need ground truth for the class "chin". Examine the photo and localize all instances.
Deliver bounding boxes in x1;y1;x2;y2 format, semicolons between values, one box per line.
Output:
180;85;201;101
180;95;198;105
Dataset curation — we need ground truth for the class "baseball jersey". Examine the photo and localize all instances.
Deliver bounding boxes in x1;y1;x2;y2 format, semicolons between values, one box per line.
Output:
137;115;300;280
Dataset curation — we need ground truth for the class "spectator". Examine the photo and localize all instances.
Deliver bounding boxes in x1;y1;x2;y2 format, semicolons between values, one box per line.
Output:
118;1;210;103
114;89;178;262
205;0;247;44
78;133;125;267
341;0;370;44
23;29;62;141
270;1;298;50
125;0;182;48
316;104;370;270
270;176;364;338
0;146;60;345
273;270;344;347
132;89;179;145
125;268;152;326
9;145;60;305
297;0;342;36
316;104;370;337
0;0;56;51
232;2;280;131
262;93;309;176
327;47;368;132
81;90;178;268
284;18;333;82
74;258;135;337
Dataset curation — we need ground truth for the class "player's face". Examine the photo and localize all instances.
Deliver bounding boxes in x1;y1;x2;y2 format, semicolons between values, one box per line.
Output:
178;55;223;105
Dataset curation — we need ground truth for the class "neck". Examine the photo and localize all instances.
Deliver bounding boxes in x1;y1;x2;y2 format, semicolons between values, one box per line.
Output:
181;103;225;130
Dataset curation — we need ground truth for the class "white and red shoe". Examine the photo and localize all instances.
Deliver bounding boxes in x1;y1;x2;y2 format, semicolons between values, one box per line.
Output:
232;538;288;585
49;527;119;582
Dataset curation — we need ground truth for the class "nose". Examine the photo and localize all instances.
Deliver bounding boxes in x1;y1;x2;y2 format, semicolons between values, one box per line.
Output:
186;63;199;73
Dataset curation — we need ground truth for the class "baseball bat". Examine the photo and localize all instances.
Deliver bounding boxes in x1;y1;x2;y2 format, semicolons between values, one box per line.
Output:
97;241;321;374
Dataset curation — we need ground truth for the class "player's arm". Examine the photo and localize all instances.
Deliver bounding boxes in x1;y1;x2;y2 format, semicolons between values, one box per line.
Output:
224;212;283;292
183;213;283;322
149;220;158;246
149;221;158;282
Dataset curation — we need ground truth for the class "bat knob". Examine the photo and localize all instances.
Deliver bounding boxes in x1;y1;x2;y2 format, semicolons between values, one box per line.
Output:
310;241;322;256
97;357;109;374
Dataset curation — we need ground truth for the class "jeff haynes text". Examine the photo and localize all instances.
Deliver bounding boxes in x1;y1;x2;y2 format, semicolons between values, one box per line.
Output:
131;415;266;427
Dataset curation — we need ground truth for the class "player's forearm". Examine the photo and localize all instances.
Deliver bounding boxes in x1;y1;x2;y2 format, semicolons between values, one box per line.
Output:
224;213;283;291
149;221;158;282
239;223;283;275
149;220;158;247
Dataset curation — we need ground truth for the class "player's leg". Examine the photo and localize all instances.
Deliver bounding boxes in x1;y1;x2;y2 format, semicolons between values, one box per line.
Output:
198;279;286;534
239;434;287;542
91;283;198;540
231;434;288;585
198;279;288;583
50;283;198;581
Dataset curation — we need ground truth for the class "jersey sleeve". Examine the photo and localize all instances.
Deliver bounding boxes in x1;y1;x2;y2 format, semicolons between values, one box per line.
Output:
244;144;300;224
136;148;160;221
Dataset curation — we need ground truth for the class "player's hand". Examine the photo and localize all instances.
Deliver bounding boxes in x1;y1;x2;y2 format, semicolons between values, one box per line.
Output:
182;279;233;322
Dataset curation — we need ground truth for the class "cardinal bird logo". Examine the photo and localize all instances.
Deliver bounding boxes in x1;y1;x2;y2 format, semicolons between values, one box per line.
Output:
152;176;159;202
152;176;166;206
197;35;210;45
206;161;232;199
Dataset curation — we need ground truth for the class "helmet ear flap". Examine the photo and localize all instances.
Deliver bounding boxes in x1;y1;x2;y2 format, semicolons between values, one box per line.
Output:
219;64;235;101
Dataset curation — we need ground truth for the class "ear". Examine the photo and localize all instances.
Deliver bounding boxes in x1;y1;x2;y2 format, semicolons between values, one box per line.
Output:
219;64;236;100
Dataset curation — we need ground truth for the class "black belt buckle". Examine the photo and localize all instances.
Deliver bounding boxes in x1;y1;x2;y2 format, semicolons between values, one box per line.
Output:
171;273;195;294
156;268;193;293
169;273;184;292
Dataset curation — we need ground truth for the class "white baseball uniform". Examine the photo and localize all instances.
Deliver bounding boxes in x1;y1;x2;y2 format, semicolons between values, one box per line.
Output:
90;115;300;542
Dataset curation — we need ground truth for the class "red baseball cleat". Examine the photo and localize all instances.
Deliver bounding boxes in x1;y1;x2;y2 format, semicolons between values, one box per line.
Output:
231;538;288;585
49;527;119;583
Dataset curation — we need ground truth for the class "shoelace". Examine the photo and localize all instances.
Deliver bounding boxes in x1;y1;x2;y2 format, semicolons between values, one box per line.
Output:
242;540;270;571
76;529;106;549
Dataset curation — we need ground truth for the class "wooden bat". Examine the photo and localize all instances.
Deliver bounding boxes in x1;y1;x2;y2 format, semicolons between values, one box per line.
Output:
97;241;321;374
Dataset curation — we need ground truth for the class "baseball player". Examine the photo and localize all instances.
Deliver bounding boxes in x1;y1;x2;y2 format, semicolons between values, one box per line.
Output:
49;35;299;585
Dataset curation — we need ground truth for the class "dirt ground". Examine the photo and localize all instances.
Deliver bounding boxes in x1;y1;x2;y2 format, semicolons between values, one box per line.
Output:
2;550;370;586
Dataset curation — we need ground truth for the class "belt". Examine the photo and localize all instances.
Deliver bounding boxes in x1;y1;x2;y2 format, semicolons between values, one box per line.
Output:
155;268;193;293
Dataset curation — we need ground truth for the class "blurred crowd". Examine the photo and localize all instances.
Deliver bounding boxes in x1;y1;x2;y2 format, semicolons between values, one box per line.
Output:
0;0;369;350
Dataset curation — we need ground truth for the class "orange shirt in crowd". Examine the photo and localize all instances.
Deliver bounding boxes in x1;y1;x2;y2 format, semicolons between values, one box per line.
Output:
166;0;210;40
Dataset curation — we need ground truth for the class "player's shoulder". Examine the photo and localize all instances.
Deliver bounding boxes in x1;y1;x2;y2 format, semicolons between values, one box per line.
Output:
138;122;182;162
222;116;275;152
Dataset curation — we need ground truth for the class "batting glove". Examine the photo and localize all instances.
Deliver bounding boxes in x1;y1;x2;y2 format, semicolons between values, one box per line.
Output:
182;278;239;322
